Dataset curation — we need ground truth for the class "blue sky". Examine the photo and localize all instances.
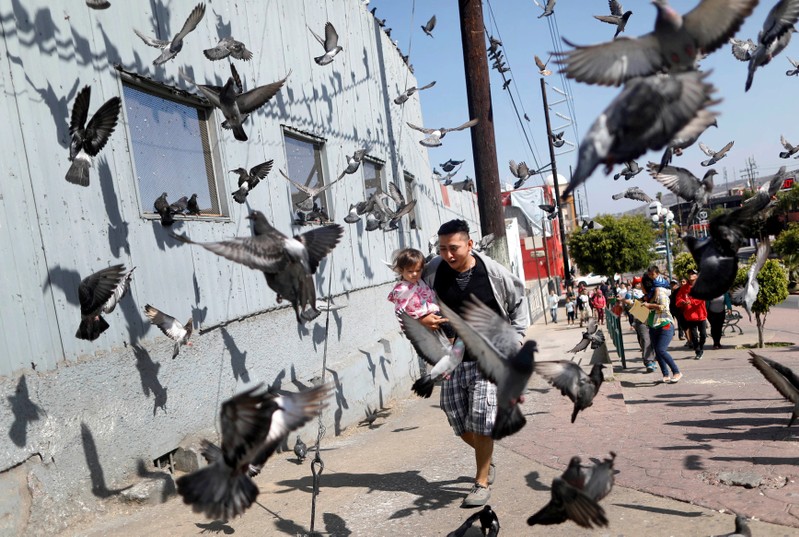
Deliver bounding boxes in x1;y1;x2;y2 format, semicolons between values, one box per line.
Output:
369;0;798;216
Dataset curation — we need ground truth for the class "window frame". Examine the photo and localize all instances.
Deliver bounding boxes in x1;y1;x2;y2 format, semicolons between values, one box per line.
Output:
281;126;330;222
403;171;420;230
361;156;386;200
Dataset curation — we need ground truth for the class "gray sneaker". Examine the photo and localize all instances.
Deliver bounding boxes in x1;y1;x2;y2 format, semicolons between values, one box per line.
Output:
462;483;491;507
488;462;496;485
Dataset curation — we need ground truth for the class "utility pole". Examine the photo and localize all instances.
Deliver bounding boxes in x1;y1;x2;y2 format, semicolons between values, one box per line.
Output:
458;0;507;266
540;78;571;285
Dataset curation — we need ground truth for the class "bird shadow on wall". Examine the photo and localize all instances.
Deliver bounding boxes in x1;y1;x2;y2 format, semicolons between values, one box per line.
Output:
325;367;348;436
191;272;208;326
132;344;168;415
7;375;45;448
97;158;131;258
221;327;249;383
43;265;81;306
135;458;176;501
80;422;132;498
359;350;377;383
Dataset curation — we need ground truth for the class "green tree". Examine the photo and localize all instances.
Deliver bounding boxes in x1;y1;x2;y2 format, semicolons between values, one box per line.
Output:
776;183;799;214
568;214;656;276
773;222;799;289
672;252;697;280
733;258;789;348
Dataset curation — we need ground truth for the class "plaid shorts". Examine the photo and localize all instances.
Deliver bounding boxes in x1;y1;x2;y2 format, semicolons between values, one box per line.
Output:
440;361;497;436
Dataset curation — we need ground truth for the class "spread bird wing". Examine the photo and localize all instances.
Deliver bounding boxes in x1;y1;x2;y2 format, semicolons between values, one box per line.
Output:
308;26;325;47
417;80;436;91
586;317;598;335
171;233;288;273
509;160;521;178
626;187;653;203
568;337;591;354
647;162;703;202
173;2;206;43
749;352;799;404
399;313;450;366
717;140;734;156
458;295;522;358
609;0;623;17
534;361;585;402
593;15;620;25
144;304;188;341
78;264;126;315
249;160;274;180
218;384;277;463
83;97;121;156
554;34;663;87
682;0;758;55
278;169;315;196
781;134;793;150
133;28;169;49
406;122;436;134
443;118;479;133
387;181;405;205
70;86;91;134
296;224;344;273
323;22;340;51
258;385;331;461
698;141;714;157
236;71;291;114
535;55;548;70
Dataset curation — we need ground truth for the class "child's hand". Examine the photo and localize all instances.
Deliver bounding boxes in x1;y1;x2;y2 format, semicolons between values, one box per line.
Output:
419;313;448;330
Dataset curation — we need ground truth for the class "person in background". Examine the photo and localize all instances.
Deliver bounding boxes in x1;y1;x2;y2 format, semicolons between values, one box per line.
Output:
643;266;683;383
577;287;591;328
592;287;607;325
706;292;732;349
565;296;576;326
676;269;708;360
621;277;656;372
669;279;689;344
547;288;560;324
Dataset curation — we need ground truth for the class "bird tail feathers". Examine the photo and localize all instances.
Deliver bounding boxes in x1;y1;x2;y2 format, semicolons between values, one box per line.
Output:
411;374;435;398
492;405;526;440
231;124;248;142
76;315;110;341
176;462;258;520
232;189;247;204
172;342;181;359
66;156;91;187
780;151;791;159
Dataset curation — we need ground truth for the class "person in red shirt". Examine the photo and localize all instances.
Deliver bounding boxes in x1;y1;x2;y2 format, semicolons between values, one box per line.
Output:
591;288;607;325
676;269;708;360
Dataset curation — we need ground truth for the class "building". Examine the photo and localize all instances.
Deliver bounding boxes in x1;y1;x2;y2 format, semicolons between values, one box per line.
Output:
0;1;480;532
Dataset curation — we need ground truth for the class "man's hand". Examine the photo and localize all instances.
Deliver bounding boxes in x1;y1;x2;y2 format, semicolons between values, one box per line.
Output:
418;313;449;331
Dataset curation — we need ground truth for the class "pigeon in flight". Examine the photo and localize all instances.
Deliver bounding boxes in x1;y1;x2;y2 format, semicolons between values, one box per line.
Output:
612;160;642;181
187;194;201;216
538;204;557;220
611;186;653;203
550;130;565;148
647;162;716;224
787;56;799;75
594;0;633;39
658;111;718;171
779;134;799;158
101;266;135;315
279;169;342;212
730;240;771;321
76;264;129;341
748;351;799;427
343;204;361;224
309;22;343;65
173;211;344;323
440;159;465;172
378;183;417;231
537;0;557;19
563;70;719;198
66;86;121;186
509;160;535;183
447;505;500;537
421;15;436;37
407;118;479;147
337;147;369;180
729;37;758;61
439;296;538;440
144;304;193;359
535;361;604;423
567;318;605;353
535;54;552;76
555;0;758;87
394;81;436;105
698;141;734;166
744;0;799;91
134;2;206;65
231;160;273;204
436;166;462;186
203;36;253;61
399;312;465;398
177;383;332;519
451;178;475;193
293;435;308;462
86;0;110;9
581;219;603;233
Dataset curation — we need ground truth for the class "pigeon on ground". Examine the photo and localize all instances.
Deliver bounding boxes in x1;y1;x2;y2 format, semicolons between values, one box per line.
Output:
535;54;552;76
730;240;771;321
550;130;565;148
309;22;343;65
698;141;734;166
154;193;178;226
75;264;129;341
567;318;605;353
745;0;799;91
647;162;716;225
439;296;538;440
187;194;201;216
66;86;121;186
730;37;758;61
407;118;479;147
144;304;193;359
399;312;465;398
86;0;110;9
394;81;436;105
447;505;500;537
658;111;718;171
203;36;253;61
535;361;605;423
787;56;799;75
779;134;799;158
440;159;465;172
293;435;307;462
421;15;436;37
563;70;719;198
176;383;331;520
720;514;752;537
594;0;633;39
172;211;344;323
527;457;609;528
279;169;341;212
134;2;206;65
748;351;799;427
613;160;642;181
611;186;653;203
169;196;189;214
537;0;557;19
231;160;274;204
337;148;369;180
555;0;758;87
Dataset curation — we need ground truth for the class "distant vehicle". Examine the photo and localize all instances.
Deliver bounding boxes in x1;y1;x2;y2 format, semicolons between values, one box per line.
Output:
576;273;606;287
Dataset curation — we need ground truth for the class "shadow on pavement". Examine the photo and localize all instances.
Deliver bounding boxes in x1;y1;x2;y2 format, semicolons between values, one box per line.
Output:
613;503;706;518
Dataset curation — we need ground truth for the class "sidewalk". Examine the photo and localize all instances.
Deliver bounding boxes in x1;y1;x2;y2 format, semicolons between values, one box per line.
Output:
57;312;798;536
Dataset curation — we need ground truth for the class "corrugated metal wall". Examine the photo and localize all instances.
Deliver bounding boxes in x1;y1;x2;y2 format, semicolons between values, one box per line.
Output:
0;0;479;376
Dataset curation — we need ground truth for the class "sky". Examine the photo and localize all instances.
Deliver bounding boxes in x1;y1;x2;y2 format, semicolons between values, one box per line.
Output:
368;0;799;217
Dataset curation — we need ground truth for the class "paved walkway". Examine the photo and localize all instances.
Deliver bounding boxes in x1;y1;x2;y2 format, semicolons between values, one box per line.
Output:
57;308;798;536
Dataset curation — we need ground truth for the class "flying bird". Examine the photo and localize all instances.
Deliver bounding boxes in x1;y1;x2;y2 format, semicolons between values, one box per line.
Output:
550;130;565;148
535;361;605;423
144;304;193;359
279;169;341;212
421;15;436;37
452;178;475;193
698;141;734;166
337;147;369;180
435;167;462;186
440;159;465;172
562;70;719;198
593;0;633;39
65;86;121;186
399;313;465;398
729;37;758;61
537;0;557;19
172;211;343;323
101;266;135;315
187;194;201;216
611;186;653;203
555;0;757;87
613;160;642;181
75;264;129;341
748;351;799;427
343;204;361;224
394;81;436;105
787;56;799;75
647;162;716;224
439;296;538;440
447;505;500;537
535;54;552;76
538;203;557;220
730;240;771;321
658;111;718;171
86;0;110;9
176;383;331;520
581;219;603;233
509;160;535;183
134;2;206;65
779;134;799;158
406;118;479;147
744;0;799;91
231;160;274;204
309;22;343;65
293;435;308;462
567;318;606;353
203;36;253;61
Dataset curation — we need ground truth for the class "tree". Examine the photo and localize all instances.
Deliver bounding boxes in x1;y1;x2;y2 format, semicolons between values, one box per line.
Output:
773;222;799;289
568;214;656;276
672;252;697;280
733;258;789;348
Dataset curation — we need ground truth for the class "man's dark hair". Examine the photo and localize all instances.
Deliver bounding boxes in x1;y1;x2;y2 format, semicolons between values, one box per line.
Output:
647;265;660;274
437;219;470;237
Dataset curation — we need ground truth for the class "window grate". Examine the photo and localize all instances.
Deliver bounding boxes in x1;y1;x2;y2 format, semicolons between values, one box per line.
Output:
153;448;178;474
284;131;328;217
362;158;384;200
404;173;419;229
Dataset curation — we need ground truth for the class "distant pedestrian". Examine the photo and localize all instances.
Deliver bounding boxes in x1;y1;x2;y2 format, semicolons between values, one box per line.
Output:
643;266;682;383
706;292;732;349
669;278;690;344
565;298;575;325
591;288;607;325
622;277;656;372
577;288;590;327
676;269;708;360
547;288;559;323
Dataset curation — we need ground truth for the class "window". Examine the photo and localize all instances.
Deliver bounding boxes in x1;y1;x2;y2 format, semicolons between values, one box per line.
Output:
122;80;225;218
403;172;419;229
283;130;327;215
362;158;384;199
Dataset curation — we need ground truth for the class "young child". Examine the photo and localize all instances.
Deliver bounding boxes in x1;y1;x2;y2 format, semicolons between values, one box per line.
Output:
565;298;575;325
387;248;455;338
